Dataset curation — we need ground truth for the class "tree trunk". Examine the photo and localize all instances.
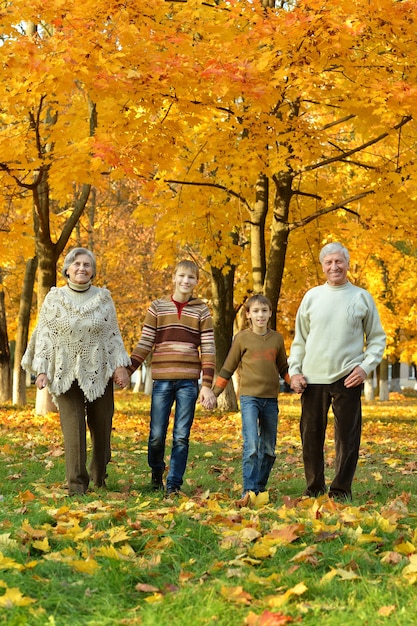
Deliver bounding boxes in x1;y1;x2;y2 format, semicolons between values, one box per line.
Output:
390;360;401;393
32;176;60;414
364;373;375;400
11;94;95;414
379;357;389;401
144;365;153;395
263;171;293;329
31;166;92;414
250;174;268;293
210;264;238;411
0;287;11;402
13;256;38;406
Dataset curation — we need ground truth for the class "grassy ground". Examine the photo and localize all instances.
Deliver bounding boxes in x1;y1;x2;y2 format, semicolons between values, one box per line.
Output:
1;389;417;625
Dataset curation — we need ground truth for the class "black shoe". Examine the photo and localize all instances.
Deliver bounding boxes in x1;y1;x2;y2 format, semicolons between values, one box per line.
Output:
166;485;180;497
151;471;164;491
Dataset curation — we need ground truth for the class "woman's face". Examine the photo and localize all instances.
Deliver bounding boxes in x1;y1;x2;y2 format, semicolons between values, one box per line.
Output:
66;254;94;284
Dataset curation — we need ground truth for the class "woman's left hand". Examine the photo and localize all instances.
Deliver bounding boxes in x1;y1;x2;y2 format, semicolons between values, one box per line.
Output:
113;367;130;389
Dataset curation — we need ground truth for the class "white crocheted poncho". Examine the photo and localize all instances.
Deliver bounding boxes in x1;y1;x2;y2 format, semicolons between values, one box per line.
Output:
22;285;130;403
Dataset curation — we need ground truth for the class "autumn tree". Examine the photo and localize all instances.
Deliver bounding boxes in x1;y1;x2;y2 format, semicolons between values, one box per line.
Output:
121;0;417;402
2;0;417;410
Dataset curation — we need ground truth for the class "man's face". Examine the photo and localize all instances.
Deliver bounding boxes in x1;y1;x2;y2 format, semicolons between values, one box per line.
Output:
321;252;349;286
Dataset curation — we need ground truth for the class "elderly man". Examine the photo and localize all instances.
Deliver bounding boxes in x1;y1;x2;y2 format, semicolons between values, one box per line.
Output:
288;242;386;501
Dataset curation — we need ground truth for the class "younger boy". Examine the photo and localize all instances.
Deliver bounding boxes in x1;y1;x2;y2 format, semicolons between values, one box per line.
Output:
128;260;216;495
212;295;290;499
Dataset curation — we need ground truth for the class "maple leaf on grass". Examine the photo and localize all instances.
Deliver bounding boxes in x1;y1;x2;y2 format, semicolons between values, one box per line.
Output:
135;582;160;593
0;552;25;571
321;567;361;583
70;559;101;575
221;584;253;605
265;582;308;608
244;609;294;625
0;582;36;608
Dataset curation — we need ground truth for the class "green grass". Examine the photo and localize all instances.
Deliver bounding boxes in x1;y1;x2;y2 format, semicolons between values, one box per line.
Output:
1;391;417;624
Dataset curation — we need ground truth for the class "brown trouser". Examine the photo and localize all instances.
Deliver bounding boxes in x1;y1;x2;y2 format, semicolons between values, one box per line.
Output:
56;379;114;495
300;376;362;498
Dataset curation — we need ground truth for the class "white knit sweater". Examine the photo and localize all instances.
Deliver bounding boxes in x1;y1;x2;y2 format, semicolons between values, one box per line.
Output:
22;285;130;402
288;281;386;384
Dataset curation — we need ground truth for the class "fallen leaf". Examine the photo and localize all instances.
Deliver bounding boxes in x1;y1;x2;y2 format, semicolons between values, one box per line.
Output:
135;583;160;593
377;605;396;617
266;582;307;608
221;585;253;605
71;559;100;574
19;490;36;503
245;609;293;624
0;584;36;608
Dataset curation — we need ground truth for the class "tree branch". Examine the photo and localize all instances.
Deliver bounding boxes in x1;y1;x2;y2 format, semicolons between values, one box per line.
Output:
301;115;412;174
289;191;373;231
163;178;251;210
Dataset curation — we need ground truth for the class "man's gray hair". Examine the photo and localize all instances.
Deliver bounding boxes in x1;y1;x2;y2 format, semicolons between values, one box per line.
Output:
62;247;97;279
319;242;350;264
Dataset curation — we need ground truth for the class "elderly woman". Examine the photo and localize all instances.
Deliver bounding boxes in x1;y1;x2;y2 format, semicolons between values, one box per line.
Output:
22;247;131;496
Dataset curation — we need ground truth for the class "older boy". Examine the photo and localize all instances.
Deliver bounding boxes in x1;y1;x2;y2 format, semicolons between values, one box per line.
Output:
128;260;216;495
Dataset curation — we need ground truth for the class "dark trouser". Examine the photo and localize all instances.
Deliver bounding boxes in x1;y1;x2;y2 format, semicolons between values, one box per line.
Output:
300;377;362;498
56;380;114;495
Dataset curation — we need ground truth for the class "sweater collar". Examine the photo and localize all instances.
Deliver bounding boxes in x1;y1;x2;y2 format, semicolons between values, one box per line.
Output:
67;279;92;292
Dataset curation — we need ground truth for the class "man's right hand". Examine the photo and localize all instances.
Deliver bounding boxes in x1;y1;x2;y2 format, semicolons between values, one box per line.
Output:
290;374;307;394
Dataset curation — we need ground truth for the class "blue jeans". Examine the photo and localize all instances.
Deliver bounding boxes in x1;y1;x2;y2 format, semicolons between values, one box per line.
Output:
239;396;278;494
148;379;199;488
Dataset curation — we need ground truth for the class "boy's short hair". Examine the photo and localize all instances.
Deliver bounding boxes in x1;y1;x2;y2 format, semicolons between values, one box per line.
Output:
174;260;199;280
245;294;272;311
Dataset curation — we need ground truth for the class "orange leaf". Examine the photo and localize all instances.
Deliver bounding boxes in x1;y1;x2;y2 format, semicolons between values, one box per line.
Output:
378;605;396;617
245;610;293;625
19;490;35;502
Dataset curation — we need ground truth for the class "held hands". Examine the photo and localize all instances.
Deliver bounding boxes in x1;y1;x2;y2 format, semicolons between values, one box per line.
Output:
199;386;217;410
113;366;131;389
290;374;307;395
344;366;367;388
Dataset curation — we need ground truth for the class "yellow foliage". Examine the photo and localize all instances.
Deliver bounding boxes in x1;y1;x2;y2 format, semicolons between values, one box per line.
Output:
0;0;416;362
0;582;36;608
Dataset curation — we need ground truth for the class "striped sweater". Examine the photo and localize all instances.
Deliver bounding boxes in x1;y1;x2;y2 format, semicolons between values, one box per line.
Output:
129;296;215;387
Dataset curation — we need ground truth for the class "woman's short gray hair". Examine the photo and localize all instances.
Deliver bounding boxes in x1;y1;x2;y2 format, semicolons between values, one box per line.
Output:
62;248;97;279
319;242;350;265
